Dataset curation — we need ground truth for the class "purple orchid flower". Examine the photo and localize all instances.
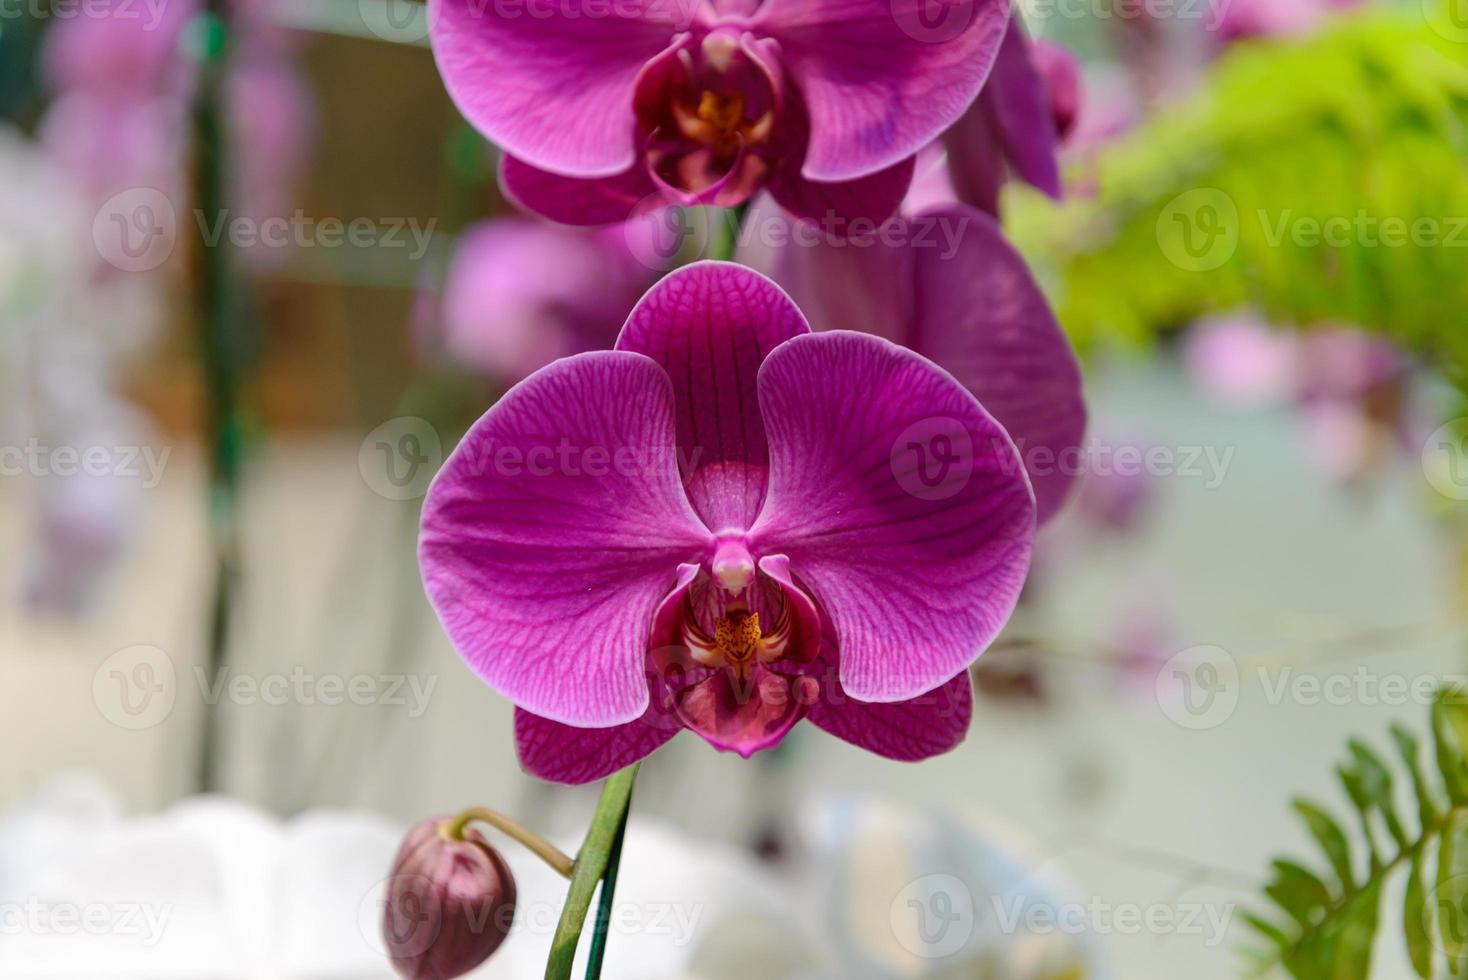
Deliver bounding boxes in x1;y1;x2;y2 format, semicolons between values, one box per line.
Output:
427;0;1011;226
739;201;1087;523
940;19;1080;217
420;263;1037;783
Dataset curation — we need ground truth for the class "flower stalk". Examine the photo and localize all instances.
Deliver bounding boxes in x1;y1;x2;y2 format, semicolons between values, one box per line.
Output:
441;807;576;880
545;764;639;980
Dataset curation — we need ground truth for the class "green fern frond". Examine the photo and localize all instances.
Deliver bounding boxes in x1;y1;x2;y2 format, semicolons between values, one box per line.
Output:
1011;11;1468;382
1248;691;1468;978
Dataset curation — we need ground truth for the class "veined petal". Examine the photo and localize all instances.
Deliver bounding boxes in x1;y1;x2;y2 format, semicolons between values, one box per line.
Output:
515;706;679;785
750;331;1035;703
749;204;1086;524
616;262;809;532
428;0;690;176
420;351;714;727
809;660;972;761
752;0;1010;181
500;155;658;227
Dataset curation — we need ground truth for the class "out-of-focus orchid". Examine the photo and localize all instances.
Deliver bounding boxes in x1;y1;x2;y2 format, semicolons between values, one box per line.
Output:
740;201;1087;523
1185;314;1412;484
428;0;1012;225
794;798;1111;979
1207;0;1363;46
0;127;155;614
434;219;658;382
421;263;1038;783
39;0;315;276
939;20;1081;216
41;0;198;100
1183;315;1301;408
228;46;318;271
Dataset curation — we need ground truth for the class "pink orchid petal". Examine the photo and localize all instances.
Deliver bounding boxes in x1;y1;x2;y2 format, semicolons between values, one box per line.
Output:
809;659;973;761
500;154;658;227
904;207;1086;522
515;706;678;785
428;0;688;176
616;262;810;532
749;204;1086;523
750;331;1035;703
753;0;1010;181
420;351;714;727
768;154;916;225
984;20;1063;200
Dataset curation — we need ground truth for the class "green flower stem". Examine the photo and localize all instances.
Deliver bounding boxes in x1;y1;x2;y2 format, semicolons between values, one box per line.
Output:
191;0;243;793
441;807;575;880
544;765;639;980
708;204;748;263
583;798;630;979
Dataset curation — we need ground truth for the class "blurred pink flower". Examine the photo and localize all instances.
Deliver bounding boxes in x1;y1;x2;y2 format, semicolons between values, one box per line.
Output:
1183;315;1300;408
436;219;659;382
1185;314;1412;484
42;0;198;100
1208;0;1363;45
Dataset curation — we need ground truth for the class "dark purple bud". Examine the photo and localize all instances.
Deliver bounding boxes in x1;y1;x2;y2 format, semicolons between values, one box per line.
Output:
382;817;517;980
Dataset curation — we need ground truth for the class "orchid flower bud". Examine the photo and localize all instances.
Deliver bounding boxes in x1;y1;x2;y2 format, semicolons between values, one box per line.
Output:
382;817;517;980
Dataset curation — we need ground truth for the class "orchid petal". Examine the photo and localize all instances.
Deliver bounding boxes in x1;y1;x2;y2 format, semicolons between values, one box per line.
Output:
753;0;1010;181
810;659;973;761
751;204;1086;523
616;262;809;532
768;154;916;225
428;0;689;176
515;707;678;785
751;331;1035;703
500;155;658;227
420;351;713;727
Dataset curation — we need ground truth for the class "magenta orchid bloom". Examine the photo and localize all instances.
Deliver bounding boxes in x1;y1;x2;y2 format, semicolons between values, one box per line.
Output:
940;20;1080;217
740;201;1087;523
428;0;1011;227
420;263;1036;784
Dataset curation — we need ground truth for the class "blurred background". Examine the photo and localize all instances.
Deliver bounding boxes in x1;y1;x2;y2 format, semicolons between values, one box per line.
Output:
2;0;1468;977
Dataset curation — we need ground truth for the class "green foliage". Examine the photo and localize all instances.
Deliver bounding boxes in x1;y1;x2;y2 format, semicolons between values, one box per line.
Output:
1012;12;1468;383
1246;691;1468;977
